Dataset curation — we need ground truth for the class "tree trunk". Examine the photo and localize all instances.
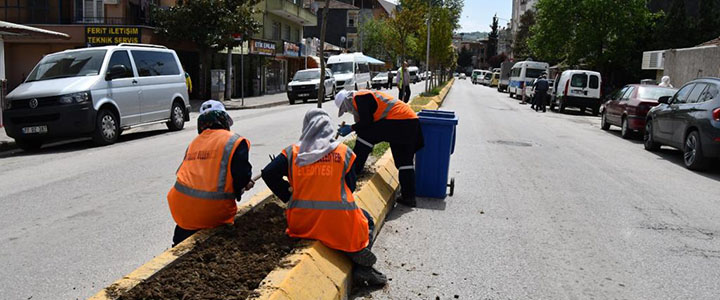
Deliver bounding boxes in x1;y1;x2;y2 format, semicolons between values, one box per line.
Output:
317;0;330;108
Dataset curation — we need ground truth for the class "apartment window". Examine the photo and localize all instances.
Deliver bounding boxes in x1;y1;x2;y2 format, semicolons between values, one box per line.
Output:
347;10;358;27
347;33;357;50
272;22;281;40
74;0;104;23
294;29;300;43
284;24;291;41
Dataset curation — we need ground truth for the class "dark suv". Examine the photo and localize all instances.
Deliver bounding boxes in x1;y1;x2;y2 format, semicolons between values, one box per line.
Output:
644;78;720;170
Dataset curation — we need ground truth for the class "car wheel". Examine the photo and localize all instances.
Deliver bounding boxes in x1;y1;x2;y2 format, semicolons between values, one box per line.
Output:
367;82;370;89
15;139;43;151
601;111;610;130
683;130;709;170
592;106;600;116
643;121;660;152
559;101;566;113
509;92;515;98
302;98;308;103
92;109;119;146
289;98;295;105
621;117;632;139
167;101;186;131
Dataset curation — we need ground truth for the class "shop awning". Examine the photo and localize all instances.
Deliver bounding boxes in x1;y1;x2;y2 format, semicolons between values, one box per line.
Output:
364;55;385;65
0;21;70;40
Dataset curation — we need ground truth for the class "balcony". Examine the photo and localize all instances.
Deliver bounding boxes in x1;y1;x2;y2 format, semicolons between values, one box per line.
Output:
266;0;317;27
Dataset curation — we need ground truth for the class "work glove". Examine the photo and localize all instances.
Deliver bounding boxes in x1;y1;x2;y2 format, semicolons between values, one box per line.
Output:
338;124;353;137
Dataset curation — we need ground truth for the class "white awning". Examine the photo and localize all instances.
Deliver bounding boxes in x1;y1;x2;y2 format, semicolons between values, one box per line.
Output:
0;21;70;40
365;55;385;65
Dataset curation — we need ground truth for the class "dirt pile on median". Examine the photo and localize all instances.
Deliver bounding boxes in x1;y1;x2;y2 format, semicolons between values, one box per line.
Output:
116;200;297;300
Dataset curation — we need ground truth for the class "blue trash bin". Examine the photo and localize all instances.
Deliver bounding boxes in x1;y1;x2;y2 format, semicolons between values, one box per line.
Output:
415;110;458;199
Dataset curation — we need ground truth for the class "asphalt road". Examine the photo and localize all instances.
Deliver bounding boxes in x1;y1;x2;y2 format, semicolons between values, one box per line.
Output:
0;81;425;300
364;79;720;299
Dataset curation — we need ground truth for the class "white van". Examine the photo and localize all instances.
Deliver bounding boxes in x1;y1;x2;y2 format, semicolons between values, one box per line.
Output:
3;44;190;150
327;52;372;91
549;70;602;115
472;69;489;85
508;61;550;99
408;66;419;83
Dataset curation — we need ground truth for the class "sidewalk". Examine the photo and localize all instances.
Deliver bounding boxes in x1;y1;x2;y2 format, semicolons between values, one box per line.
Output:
190;92;290;111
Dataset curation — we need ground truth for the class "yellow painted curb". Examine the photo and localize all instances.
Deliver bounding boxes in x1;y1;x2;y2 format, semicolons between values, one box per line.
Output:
252;152;398;300
89;189;275;300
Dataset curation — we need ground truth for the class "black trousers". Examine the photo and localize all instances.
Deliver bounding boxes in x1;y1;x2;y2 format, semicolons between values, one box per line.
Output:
353;119;423;201
172;225;198;247
398;85;411;103
534;91;547;111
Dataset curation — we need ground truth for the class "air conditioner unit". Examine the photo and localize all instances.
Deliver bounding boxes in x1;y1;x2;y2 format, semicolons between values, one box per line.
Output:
642;50;665;70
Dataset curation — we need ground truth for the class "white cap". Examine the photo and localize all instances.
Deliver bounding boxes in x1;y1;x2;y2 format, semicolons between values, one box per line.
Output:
199;100;227;114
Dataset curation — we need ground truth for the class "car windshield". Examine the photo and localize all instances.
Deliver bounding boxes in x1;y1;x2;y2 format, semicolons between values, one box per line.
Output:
329;62;353;74
26;50;107;82
637;86;677;100
525;68;545;79
293;70;320;81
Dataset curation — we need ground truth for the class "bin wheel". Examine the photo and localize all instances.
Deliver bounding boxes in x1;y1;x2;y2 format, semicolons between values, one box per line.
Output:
447;178;455;197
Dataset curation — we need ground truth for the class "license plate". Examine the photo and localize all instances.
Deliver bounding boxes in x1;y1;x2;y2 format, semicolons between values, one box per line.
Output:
298;93;310;97
22;125;48;134
571;90;584;95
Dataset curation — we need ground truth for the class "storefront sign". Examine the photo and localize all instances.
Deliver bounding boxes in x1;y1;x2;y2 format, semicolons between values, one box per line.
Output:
250;40;276;56
85;26;141;46
283;42;300;57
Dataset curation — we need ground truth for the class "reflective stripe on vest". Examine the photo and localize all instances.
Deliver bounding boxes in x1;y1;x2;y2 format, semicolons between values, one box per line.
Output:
175;133;241;201
375;92;397;120
285;145;354;208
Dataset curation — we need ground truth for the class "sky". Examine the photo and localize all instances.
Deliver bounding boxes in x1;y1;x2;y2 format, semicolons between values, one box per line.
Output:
387;0;512;33
457;0;512;33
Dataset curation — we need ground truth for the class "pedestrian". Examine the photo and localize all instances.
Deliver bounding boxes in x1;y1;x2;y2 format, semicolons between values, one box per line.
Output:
334;89;423;207
398;61;411;103
167;100;253;247
532;73;550;112
659;76;674;88
183;66;192;96
387;70;394;90
262;108;387;288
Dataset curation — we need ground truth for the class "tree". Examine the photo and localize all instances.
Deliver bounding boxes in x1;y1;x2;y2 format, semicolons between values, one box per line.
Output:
153;0;259;99
488;53;507;69
387;0;427;62
513;10;535;61
663;0;693;48
487;14;499;59
457;47;473;70
317;0;330;107
697;0;720;43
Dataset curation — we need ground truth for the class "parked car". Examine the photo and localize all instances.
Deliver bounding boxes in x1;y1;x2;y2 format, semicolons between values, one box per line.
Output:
408;66;420;83
481;73;492;86
459;73;467;80
490;72;500;87
526;79;556;105
287;68;336;105
550;69;602;115
2;44;190;150
372;72;390;89
390;70;399;86
327;52;371;91
472;69;489;85
601;84;677;139
644;78;720;170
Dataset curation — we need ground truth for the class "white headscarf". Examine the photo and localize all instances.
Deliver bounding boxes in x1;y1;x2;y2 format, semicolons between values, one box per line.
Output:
296;109;340;167
659;76;673;88
334;90;357;118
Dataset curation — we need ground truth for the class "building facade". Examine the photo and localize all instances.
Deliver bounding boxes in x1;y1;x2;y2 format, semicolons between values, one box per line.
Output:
303;1;360;51
511;0;537;37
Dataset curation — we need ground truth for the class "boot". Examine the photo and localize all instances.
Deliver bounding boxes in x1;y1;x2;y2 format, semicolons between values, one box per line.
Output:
353;266;388;287
345;248;377;267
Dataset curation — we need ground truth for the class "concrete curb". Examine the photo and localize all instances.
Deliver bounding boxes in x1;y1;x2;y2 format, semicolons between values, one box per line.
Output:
88;189;275;300
252;152;399;300
410;78;455;111
222;99;289;110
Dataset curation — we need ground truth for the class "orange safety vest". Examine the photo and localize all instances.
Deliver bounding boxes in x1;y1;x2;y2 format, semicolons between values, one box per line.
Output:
168;129;248;230
282;143;369;252
353;90;418;122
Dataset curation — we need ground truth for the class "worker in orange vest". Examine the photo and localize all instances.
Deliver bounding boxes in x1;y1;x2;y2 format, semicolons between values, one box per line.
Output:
334;89;424;207
167;100;253;246
262;108;387;287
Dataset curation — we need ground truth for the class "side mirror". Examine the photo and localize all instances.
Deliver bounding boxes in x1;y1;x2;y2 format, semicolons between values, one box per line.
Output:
658;96;671;104
106;65;128;81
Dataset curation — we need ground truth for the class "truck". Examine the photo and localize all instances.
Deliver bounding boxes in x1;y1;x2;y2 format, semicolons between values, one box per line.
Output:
498;61;516;93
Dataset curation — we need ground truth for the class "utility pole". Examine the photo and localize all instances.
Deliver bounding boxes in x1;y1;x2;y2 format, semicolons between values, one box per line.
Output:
317;0;331;108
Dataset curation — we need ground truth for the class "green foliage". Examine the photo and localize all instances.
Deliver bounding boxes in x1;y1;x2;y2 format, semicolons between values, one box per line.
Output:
371;142;390;158
697;0;720;42
152;0;260;50
457;47;472;69
487;14;499;58
529;0;651;80
514;10;536;61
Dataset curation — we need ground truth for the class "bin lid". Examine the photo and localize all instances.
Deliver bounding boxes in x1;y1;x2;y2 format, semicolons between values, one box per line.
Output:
419;112;458;125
